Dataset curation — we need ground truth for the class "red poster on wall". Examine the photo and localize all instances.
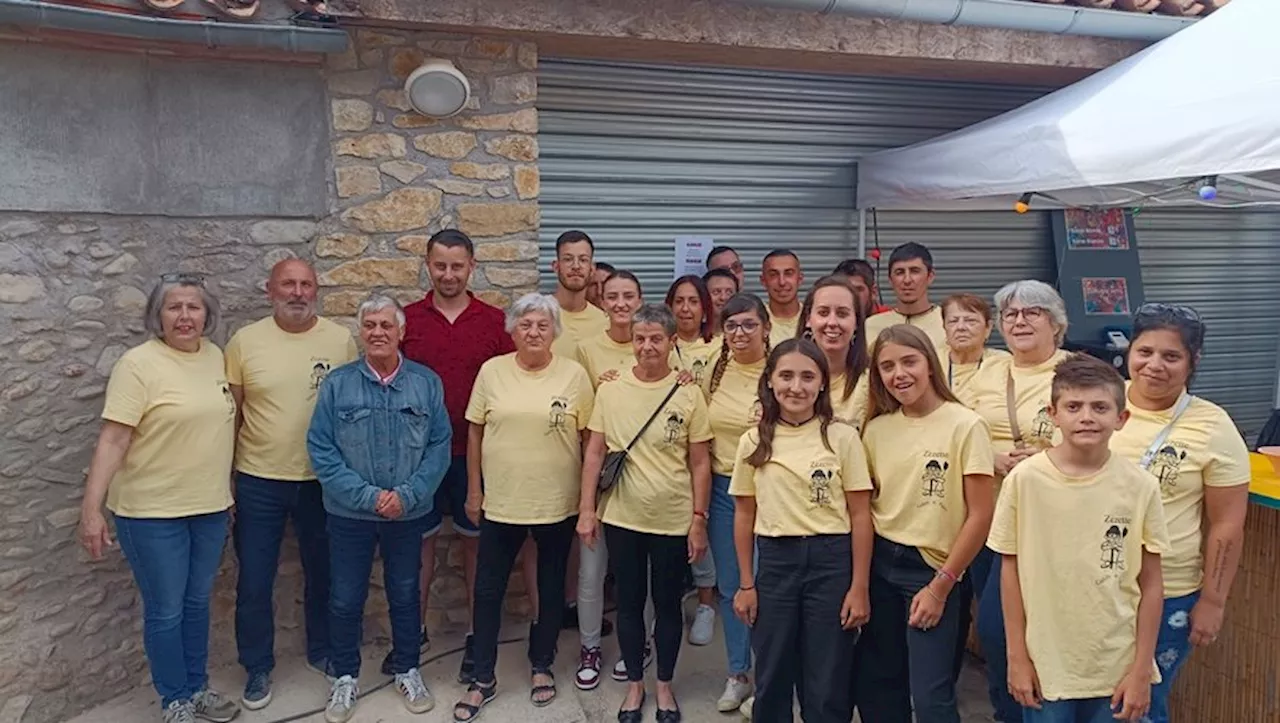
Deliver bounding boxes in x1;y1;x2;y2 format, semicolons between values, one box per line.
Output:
1065;208;1130;250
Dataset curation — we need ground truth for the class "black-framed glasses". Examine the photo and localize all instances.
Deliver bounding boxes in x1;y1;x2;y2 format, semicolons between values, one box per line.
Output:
1135;303;1200;323
160;272;207;286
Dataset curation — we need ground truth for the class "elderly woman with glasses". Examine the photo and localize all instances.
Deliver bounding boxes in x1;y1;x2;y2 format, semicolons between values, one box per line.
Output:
967;279;1073;723
1108;304;1250;723
77;273;241;723
452;293;595;721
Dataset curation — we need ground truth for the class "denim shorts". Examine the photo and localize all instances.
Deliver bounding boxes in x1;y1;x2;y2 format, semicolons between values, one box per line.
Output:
422;455;479;537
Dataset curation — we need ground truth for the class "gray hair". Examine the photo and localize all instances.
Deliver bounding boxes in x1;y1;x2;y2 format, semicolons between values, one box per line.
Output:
144;276;222;338
994;280;1068;344
506;293;562;338
356;293;406;328
631;303;677;337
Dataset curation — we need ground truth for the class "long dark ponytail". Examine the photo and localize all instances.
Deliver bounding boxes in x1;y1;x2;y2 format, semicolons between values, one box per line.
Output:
746;338;835;468
796;275;868;403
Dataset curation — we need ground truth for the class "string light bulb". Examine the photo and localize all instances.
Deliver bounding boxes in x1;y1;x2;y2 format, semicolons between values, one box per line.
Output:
1197;176;1218;201
1014;192;1033;214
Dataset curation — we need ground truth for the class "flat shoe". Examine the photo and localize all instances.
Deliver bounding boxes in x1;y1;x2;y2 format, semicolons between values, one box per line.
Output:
655;703;681;723
617;690;645;723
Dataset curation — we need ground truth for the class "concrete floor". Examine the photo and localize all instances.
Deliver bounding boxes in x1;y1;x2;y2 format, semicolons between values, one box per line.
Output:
69;600;997;723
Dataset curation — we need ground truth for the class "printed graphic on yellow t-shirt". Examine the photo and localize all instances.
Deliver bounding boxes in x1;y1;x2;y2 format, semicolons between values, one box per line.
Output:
552;303;609;360
466;353;595;525
768;311;800;347
1110;390;1250;597
590;370;713;536
969;349;1071;454
102;339;236;518
703;357;767;476
987;452;1171;700
225;316;358;480
675;336;720;387
865;306;947;351
830;371;870;432
862;401;994;568
729;420;872;537
946;348;1011;410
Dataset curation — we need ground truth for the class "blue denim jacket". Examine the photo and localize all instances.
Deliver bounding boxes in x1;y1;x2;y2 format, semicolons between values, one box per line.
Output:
307;356;452;522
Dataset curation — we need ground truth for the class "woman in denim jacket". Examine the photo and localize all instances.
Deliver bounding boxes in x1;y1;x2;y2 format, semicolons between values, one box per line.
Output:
307;293;452;723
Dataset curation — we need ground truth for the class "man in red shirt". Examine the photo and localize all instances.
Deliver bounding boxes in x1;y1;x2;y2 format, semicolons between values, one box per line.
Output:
399;229;515;684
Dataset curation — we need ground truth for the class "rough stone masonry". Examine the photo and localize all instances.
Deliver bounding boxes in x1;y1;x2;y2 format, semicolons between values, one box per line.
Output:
0;28;540;723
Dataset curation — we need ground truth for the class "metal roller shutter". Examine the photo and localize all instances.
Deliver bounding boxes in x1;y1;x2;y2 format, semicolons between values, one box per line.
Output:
537;59;1051;298
1134;209;1280;441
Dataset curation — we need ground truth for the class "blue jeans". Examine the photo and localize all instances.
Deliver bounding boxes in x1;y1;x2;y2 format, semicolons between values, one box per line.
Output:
115;511;230;707
233;473;330;676
709;474;752;676
328;514;425;678
854;536;963;723
1023;697;1117;723
1147;591;1200;723
977;554;1022;723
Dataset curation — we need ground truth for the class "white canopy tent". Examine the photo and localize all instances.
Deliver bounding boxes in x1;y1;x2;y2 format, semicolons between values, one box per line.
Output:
855;0;1280;212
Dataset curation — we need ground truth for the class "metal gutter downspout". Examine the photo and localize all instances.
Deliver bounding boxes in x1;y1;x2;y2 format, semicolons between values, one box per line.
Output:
0;0;349;53
726;0;1196;41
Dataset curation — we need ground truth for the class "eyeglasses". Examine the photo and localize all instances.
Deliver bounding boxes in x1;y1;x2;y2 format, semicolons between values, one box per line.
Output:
724;320;761;335
1000;306;1045;324
160;272;207;286
1135;303;1201;323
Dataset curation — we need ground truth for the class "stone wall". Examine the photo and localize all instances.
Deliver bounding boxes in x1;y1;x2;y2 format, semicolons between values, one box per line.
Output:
0;28;540;723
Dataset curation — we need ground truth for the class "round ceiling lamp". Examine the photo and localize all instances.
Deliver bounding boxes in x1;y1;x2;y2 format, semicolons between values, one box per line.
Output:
404;60;471;118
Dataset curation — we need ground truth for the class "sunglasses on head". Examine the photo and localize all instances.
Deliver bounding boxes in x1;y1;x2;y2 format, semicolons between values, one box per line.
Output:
1135;303;1200;323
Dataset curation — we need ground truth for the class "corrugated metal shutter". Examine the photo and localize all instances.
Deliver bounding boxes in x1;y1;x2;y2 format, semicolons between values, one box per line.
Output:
1134;209;1280;441
537;59;1051;298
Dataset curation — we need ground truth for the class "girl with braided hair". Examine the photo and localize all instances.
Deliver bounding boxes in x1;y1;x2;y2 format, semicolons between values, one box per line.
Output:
699;293;771;714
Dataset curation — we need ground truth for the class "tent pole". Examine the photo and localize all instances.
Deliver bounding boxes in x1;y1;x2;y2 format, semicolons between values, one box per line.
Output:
857;209;867;259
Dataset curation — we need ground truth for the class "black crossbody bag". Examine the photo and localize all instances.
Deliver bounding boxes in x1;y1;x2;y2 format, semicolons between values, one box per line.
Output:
597;383;681;494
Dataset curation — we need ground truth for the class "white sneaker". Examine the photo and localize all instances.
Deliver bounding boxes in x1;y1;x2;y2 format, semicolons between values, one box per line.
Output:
395;667;435;714
689;604;716;646
611;640;654;681
739;694;754;720
325;675;359;723
161;701;195;723
717;677;753;713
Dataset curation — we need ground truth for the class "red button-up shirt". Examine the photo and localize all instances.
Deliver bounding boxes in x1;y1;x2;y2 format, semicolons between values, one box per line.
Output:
401;291;515;456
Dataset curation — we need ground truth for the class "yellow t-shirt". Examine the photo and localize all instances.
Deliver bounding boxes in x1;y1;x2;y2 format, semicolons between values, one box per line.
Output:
970;349;1071;454
946;347;1011;409
830;371;870;432
862;401;995;568
768;311;800;347
675;336;721;387
225;316;358;480
465;353;595;525
101;339;236;518
729;420;872;537
552;302;609;360
703;356;767;476
865;305;947;350
575;331;636;389
1109;391;1251;597
590;369;713;536
987;452;1171;700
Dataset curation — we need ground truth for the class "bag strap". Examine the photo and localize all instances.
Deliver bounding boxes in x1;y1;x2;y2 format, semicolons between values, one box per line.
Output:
1005;370;1024;446
625;383;682;452
1138;393;1195;470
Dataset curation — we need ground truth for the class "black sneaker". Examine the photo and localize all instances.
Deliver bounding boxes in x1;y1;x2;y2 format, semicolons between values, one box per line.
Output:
458;633;476;684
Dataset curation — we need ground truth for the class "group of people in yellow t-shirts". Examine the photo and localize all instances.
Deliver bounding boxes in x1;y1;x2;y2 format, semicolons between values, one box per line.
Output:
75;227;1251;723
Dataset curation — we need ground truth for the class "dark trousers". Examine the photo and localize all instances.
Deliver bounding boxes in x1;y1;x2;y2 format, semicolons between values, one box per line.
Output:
854;536;963;723
604;524;687;682
976;555;1021;723
471;515;577;683
327;514;424;678
233;473;331;676
753;535;858;723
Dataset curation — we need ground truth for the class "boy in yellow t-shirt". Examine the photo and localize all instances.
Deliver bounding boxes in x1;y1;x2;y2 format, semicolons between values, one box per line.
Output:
988;355;1171;723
